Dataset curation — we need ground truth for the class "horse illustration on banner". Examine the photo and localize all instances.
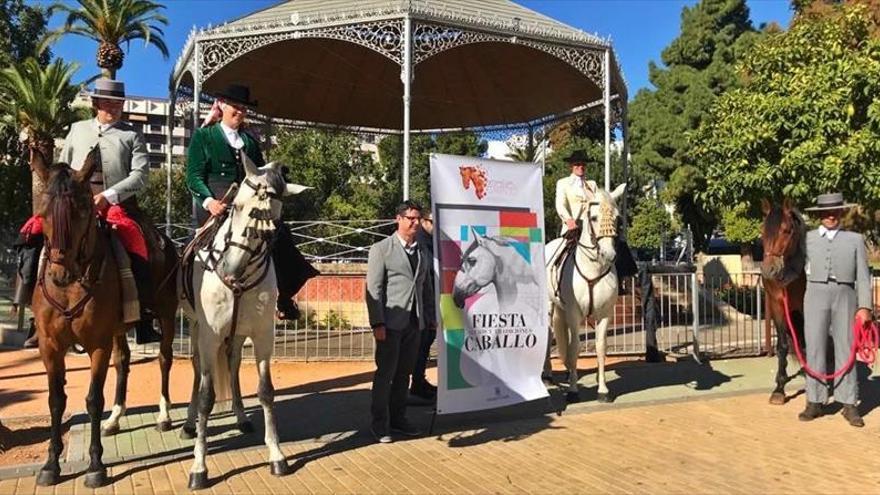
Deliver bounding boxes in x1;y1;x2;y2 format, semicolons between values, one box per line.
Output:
459;165;488;200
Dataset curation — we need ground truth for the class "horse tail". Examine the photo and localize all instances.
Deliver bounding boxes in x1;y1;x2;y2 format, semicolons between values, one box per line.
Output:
213;340;232;412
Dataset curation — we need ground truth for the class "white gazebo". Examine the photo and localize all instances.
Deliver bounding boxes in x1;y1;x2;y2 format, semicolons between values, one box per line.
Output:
166;0;628;217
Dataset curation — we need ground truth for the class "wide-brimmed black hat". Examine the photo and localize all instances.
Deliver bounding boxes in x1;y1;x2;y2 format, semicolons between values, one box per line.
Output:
804;192;857;212
214;84;258;108
89;78;126;101
563;149;592;165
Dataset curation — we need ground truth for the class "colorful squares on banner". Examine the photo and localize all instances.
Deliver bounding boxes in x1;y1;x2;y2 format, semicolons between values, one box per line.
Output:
441;269;457;294
440;294;464;329
499;211;537;228
511;242;530;263
500;226;529;240
460;225;486;241
529;227;542;242
440;240;462;270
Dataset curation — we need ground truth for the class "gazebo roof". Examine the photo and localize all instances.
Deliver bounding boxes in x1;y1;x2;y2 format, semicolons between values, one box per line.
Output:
171;0;627;133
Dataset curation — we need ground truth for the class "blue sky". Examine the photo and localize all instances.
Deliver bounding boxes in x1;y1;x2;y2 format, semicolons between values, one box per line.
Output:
38;0;793;99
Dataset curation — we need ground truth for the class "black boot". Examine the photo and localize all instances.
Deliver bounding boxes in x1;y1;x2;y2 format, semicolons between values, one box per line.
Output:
841;404;865;428
272;222;318;321
798;402;824;422
276;294;300;321
130;254;161;344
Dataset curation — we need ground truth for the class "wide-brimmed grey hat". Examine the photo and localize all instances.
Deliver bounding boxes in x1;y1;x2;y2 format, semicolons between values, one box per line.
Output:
89;78;126;101
804;192;857;212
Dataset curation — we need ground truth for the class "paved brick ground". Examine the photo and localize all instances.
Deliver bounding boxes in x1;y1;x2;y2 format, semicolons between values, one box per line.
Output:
3;390;880;494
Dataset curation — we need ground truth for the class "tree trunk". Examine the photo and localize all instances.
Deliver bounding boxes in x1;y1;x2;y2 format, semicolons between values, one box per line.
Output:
29;138;54;215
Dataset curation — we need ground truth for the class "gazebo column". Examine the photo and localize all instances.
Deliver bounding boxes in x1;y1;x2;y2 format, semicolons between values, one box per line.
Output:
192;42;201;132
165;89;176;237
603;48;611;191
402;17;413;200
621;101;629;239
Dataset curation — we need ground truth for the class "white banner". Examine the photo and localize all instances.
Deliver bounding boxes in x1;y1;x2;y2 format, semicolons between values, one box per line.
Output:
430;153;549;414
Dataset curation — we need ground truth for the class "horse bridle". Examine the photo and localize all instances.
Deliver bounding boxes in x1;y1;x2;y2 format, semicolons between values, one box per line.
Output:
39;206;107;321
565;200;618;317
198;177;281;349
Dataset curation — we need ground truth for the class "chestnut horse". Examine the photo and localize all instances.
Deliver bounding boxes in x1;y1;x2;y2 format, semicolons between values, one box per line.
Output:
760;199;806;405
459;165;488;199
30;148;178;488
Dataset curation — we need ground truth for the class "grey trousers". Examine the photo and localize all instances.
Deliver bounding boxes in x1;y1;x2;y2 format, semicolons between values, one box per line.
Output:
804;281;858;405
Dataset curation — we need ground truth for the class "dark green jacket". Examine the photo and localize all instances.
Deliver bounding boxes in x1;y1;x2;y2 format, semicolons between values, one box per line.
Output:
185;123;265;205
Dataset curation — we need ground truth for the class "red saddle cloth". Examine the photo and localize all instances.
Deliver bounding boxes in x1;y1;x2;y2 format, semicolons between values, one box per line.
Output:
21;204;148;260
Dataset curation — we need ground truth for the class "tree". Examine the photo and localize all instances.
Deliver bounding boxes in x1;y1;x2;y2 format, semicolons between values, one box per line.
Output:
627;0;762;248
0;0;49;229
692;3;880;243
505;125;538;163
138;162;190;227
628;197;673;251
0;57;90;213
42;0;169;79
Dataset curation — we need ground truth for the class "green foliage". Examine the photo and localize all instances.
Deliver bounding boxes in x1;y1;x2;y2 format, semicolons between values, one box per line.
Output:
138;163;191;226
42;0;169;78
321;309;350;330
628;0;761;248
0;0;50;67
693;3;880;239
0;57;86;145
628;198;673;250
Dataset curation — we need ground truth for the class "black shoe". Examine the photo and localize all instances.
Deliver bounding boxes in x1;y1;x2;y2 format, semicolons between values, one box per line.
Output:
798;402;824;422
370;426;392;444
842;405;865;428
22;318;38;348
134;315;161;344
390;420;421;437
276;296;300;321
410;380;437;400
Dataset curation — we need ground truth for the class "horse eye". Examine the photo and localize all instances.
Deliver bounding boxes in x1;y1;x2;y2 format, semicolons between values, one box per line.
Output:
590;215;598;221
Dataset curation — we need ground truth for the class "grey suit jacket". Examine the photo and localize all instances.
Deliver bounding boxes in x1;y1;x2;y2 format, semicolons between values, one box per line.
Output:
806;228;872;309
59;119;149;203
366;235;435;331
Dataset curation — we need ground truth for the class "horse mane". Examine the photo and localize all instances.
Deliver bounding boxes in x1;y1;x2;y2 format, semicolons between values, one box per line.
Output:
263;168;285;198
45;164;80;250
763;202;807;271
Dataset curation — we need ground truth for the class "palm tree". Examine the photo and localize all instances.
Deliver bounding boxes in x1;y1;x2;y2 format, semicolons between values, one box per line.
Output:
0;57;90;212
42;0;169;79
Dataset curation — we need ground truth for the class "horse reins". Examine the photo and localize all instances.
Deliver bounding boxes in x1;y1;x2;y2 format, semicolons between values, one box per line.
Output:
198;178;279;348
38;213;108;322
781;288;879;380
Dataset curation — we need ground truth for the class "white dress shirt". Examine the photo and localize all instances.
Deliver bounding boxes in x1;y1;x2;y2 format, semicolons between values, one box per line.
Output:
396;234;418;256
819;225;839;241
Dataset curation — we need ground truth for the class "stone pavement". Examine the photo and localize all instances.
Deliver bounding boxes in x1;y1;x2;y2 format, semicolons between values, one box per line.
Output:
4;356;880;493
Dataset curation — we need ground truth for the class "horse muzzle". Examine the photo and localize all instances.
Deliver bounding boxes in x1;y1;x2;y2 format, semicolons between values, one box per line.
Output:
761;257;784;282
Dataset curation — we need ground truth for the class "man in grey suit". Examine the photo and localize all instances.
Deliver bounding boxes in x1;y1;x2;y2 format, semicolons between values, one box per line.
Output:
59;78;158;343
799;193;873;427
366;200;435;443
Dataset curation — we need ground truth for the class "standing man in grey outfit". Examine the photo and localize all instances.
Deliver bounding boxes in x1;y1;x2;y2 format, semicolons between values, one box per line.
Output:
366;200;435;443
799;193;873;427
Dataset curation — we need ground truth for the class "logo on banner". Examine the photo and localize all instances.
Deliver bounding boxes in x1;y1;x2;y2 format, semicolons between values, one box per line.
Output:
459;165;488;199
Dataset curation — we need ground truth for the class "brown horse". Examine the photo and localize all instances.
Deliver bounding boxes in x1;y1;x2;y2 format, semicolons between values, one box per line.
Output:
30;148;178;488
459;165;488;199
760;198;807;405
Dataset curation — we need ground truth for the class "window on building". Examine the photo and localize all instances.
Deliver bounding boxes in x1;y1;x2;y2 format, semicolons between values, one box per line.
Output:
149;124;163;133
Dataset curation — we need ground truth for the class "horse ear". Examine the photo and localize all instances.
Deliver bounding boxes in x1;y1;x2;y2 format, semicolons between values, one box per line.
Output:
75;146;100;183
782;197;794;212
29;146;50;184
284;183;311;196
761;198;772;215
610;183;626;202
471;226;485;244
242;152;259;177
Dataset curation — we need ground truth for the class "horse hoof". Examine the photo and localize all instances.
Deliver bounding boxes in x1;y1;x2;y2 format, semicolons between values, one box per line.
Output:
36;469;60;486
101;424;119;437
596;392;614;403
269;460;289;477
180;425;197;440
188;471;209;490
769;392;786;406
156;420;174;432
83;469;108;488
237;421;254;434
565;392;580;403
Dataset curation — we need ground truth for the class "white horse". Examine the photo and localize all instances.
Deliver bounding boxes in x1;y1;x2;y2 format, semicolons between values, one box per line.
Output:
545;184;625;403
179;156;308;490
452;228;538;312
